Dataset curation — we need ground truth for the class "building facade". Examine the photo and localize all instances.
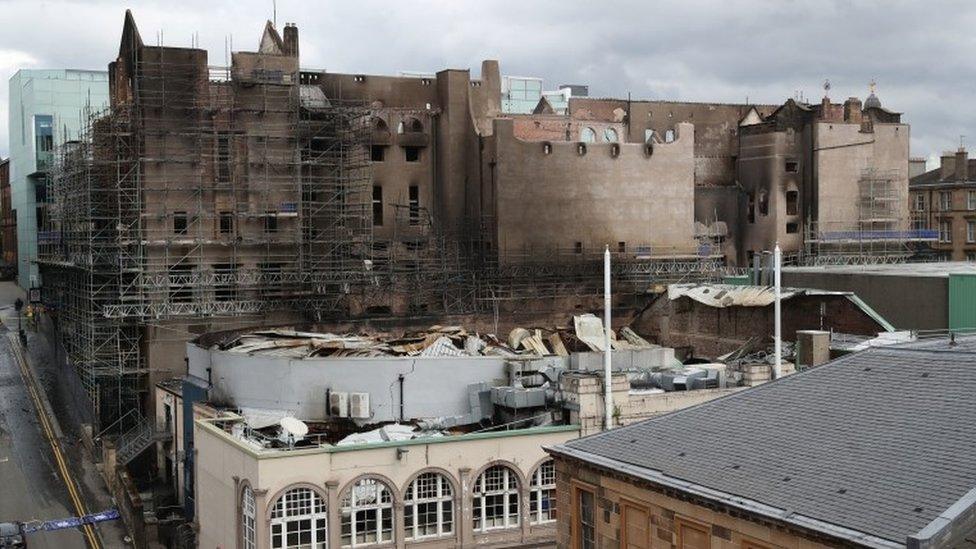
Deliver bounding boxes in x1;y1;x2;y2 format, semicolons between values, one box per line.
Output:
909;148;976;260
0;158;13;270
7;69;109;288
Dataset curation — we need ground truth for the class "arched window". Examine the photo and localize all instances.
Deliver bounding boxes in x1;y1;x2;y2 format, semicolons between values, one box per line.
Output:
270;487;328;549
404;472;454;540
604;127;619;143
758;191;769;216
373;118;389;133
529;460;556;524
580;127;596;143
242;485;257;549
473;465;520;532
341;478;394;547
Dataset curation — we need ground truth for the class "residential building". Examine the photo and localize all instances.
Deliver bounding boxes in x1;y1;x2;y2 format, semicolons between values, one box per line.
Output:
548;335;976;549
7;68;109;288
909;147;976;260
0;158;13;269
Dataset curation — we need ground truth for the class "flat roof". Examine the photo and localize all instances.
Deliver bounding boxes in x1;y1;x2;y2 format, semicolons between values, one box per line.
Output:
783;261;976;278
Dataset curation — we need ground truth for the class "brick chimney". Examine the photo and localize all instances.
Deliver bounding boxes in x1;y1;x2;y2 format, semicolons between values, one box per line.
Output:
956;148;969;180
843;97;862;123
283;23;299;57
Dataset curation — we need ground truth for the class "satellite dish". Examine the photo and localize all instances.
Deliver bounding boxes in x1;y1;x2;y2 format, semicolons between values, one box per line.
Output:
279;417;309;443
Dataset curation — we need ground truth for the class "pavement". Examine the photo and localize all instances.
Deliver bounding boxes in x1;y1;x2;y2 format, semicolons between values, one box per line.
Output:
0;282;129;549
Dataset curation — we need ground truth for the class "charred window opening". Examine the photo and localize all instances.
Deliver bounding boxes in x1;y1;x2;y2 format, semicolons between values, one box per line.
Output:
758;192;769;216
373;185;383;226
785;160;798;173
265;210;278;233
405;147;421;162
574;242;583;254
786;190;799;216
174;211;188;235
786;222;798;234
371;145;386;162
409;185;420;225
748;193;756;224
219;211;233;235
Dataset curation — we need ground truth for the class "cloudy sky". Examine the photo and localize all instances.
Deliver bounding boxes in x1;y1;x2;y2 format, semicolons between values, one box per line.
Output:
2;0;974;165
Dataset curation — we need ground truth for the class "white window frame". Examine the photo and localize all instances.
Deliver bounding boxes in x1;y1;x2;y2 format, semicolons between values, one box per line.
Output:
270;487;328;549
341;478;394;547
242;485;256;549
940;191;952;211
473;465;520;532
529;461;556;525
404;472;454;540
914;193;925;211
969;190;976;211
940;220;953;243
968;220;976;243
580;127;596;144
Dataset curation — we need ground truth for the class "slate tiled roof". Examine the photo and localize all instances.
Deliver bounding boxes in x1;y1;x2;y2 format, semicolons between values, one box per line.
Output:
556;338;976;547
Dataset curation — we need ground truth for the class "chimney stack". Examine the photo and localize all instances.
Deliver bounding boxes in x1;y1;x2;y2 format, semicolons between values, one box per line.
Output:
956;148;969;180
843;97;862;123
941;153;957;180
283;23;299;57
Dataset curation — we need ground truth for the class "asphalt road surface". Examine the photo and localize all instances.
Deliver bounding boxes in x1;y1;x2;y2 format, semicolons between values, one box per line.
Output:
0;322;88;548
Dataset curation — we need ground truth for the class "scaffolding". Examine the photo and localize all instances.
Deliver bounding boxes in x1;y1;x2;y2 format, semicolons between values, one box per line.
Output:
39;53;372;429
799;168;936;265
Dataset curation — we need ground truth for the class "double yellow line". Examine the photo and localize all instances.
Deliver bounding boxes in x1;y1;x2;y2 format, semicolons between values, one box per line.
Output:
8;333;100;549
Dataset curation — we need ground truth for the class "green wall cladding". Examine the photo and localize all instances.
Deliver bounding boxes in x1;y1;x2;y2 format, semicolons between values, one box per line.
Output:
948;273;976;332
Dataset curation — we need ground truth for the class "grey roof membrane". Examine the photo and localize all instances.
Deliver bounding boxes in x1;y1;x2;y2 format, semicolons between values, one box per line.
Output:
562;340;976;545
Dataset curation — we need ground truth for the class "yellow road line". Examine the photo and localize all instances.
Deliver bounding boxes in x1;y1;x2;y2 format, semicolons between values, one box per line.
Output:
8;334;100;549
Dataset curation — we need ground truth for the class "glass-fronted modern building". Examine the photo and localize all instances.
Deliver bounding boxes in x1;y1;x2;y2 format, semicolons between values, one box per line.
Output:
7;69;109;288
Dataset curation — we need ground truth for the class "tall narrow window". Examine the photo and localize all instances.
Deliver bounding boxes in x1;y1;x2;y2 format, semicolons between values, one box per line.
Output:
940;220;953;243
473;465;520;532
968;220;975;243
940;191;952;211
748;193;756;223
575;487;595;549
969;190;976;211
241;485;256;549
786;190;798;216
617;242;626;254
340;478;394;547
270;487;328;549
174;211;188;235
529;461;556;524
404;472;453;540
265;210;278;233
409;186;420;225
372;186;383;227
676;519;711;549
216;133;232;182
219;211;233;235
914;194;925;211
758;191;769;216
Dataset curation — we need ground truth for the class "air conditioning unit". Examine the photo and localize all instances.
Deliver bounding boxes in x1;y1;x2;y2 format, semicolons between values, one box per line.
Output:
330;392;349;418
349;392;370;419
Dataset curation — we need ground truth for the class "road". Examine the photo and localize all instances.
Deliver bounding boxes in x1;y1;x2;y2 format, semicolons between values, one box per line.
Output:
0;281;126;548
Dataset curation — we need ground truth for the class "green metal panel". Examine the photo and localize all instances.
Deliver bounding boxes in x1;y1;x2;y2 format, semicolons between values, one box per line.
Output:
948;273;976;332
722;275;751;286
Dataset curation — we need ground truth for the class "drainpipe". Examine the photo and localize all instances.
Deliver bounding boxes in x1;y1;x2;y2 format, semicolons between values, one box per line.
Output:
773;242;782;380
398;374;405;423
604;245;613;430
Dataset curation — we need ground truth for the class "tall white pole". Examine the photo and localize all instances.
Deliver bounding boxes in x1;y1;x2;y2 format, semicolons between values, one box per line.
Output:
773;243;782;380
604;245;613;430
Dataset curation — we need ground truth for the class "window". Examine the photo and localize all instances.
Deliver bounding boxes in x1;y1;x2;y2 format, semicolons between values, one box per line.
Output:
543;142;552;155
577;143;587;156
786;190;798;216
912;217;928;231
604;128;618;143
265;210;278;233
34;115;54;172
786;222;798;234
747;193;756;224
968;220;975;243
472;465;520;532
174;211;188;235
270;487;328;549
409;186;420;225
340;478;394;547
580;127;596;143
574;242;583;254
785;160;798;173
940;220;952;243
758;191;769;216
372;186;383;226
617;242;626;253
575;487;595;549
529;461;556;524
969;191;976;210
242;485;256;549
405;147;421;162
968;252;976;262
940;191;952;211
216;133;232;182
914;193;926;211
664;129;675;143
219;211;233;235
371;145;385;162
404;472;453;540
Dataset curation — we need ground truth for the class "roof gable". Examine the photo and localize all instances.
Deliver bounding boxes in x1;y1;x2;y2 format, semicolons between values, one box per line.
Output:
258;20;284;54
